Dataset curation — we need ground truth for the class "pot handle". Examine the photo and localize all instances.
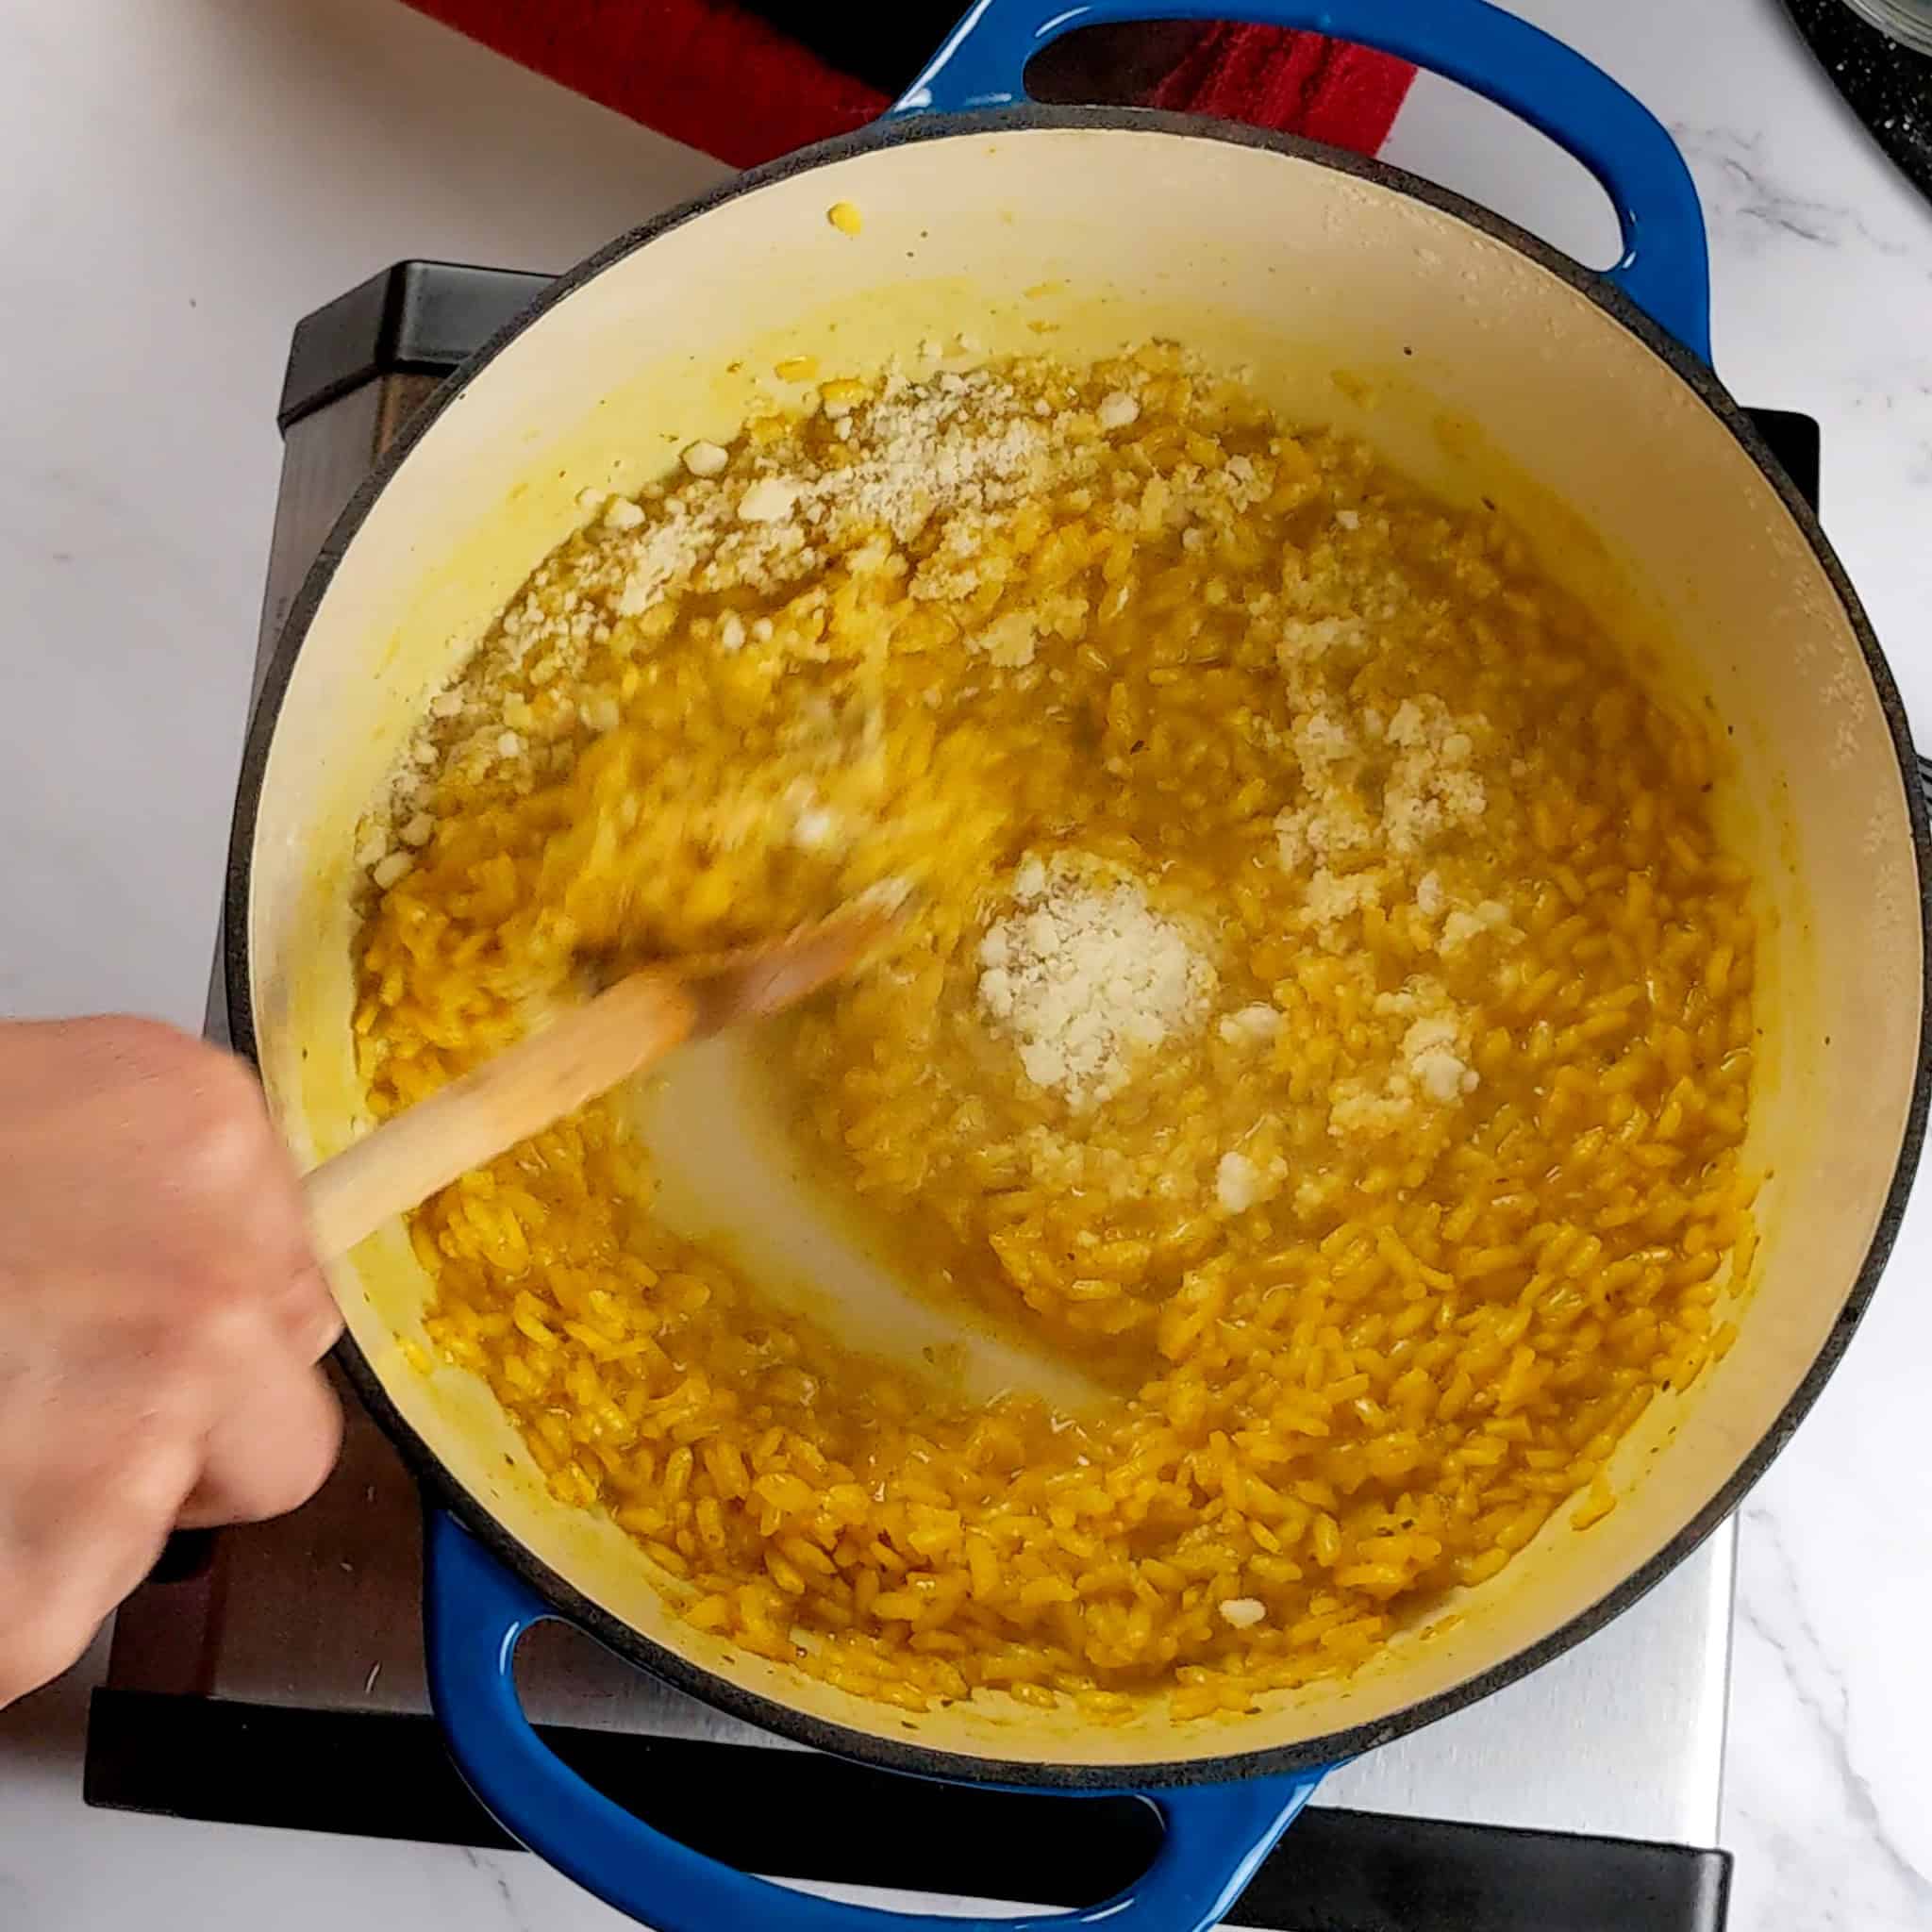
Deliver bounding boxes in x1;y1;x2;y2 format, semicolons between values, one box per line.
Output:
425;1511;1326;1932
891;0;1711;361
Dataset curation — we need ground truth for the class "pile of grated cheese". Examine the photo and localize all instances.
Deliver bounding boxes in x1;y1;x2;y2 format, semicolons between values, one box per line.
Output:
1260;597;1522;1139
975;853;1216;1109
353;357;1093;890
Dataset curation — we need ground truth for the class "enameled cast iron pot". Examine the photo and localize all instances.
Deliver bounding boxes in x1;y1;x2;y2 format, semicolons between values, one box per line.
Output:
226;2;1932;1925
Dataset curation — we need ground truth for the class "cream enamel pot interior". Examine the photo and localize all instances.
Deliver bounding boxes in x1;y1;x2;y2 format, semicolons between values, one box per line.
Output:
226;3;1929;1927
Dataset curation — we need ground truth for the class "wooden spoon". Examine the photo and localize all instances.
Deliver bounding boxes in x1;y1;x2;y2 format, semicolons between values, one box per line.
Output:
301;904;896;1259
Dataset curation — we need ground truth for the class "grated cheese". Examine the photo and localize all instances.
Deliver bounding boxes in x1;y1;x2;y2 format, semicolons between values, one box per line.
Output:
1218;1004;1281;1048
1441;898;1511;954
1326;979;1480;1136
1402;1013;1477;1104
1215;1152;1262;1214
975;853;1215;1108
739;477;801;524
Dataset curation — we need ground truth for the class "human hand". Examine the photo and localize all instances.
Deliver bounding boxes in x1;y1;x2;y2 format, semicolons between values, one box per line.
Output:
0;1017;341;1706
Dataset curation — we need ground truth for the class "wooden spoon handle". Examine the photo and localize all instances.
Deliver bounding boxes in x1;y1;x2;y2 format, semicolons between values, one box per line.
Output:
302;971;699;1260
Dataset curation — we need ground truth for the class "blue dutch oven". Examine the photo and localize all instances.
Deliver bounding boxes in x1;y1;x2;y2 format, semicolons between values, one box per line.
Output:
227;2;1929;1926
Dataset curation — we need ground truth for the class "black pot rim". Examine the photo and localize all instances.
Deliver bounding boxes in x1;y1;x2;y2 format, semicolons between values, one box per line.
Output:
226;103;1932;1792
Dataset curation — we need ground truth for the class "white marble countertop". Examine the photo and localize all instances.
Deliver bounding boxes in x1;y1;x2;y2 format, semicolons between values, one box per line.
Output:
1;0;1927;1926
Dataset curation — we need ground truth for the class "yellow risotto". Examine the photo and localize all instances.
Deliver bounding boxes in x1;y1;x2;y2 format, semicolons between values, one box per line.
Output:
354;343;1757;1719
